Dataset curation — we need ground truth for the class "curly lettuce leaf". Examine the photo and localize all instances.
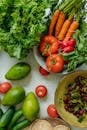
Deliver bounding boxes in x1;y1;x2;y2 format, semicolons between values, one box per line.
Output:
0;0;59;59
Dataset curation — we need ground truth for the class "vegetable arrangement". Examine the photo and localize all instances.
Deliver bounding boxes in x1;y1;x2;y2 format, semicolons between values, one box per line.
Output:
0;59;58;129
0;0;87;129
0;0;58;59
38;0;87;73
0;83;58;129
0;61;32;129
0;88;40;129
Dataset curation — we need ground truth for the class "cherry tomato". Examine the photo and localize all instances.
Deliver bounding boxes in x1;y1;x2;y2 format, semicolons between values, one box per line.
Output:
35;85;47;98
0;82;12;93
47;104;59;118
46;54;64;73
39;35;59;56
39;66;49;76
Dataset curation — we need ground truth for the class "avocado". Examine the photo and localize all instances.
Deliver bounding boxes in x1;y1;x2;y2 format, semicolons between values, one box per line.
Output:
2;86;25;106
5;62;31;80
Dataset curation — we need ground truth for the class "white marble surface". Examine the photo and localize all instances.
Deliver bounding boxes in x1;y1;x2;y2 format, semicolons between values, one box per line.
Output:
0;51;87;130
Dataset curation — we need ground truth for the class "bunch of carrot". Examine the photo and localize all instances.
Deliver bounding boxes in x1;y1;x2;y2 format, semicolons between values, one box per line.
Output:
48;0;84;41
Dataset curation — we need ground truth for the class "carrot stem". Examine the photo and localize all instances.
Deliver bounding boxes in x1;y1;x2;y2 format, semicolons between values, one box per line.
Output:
60;0;82;14
59;0;74;11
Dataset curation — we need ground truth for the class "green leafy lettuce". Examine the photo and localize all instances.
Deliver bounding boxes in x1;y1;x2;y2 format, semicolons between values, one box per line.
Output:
0;0;58;59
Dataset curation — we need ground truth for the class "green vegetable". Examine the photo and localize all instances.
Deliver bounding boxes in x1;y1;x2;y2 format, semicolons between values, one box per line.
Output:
8;109;23;130
12;119;30;130
0;106;15;127
0;126;4;129
0;109;3;119
5;62;31;80
0;109;4;130
0;0;58;59
78;116;85;123
2;86;25;106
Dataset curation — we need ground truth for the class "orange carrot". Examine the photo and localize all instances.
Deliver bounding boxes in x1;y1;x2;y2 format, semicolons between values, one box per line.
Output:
57;19;72;40
55;12;65;38
64;20;79;41
48;10;60;35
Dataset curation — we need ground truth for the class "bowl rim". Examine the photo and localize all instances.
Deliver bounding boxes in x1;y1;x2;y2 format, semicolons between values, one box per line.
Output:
33;46;48;71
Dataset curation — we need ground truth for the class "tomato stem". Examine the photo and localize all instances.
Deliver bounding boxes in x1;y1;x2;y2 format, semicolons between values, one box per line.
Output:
42;43;50;56
45;43;50;49
51;59;56;65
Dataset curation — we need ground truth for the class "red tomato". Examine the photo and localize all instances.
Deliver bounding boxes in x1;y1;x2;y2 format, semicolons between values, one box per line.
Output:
35;85;47;98
46;54;64;73
47;104;59;118
39;35;59;56
39;66;49;76
0;82;12;93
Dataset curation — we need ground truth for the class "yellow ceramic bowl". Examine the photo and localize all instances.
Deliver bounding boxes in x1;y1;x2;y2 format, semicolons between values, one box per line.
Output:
54;70;87;128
